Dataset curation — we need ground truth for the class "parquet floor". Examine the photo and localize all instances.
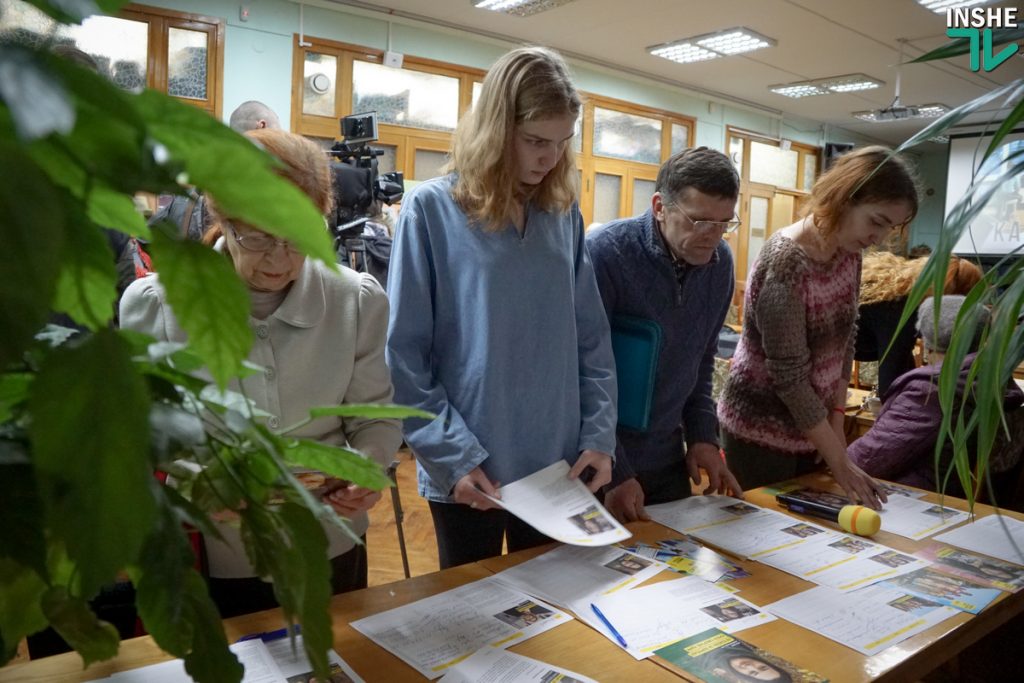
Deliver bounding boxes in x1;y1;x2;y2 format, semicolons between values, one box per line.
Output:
365;450;440;586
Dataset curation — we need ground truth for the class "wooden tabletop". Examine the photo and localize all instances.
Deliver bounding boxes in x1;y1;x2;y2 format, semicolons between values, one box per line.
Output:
5;474;1023;683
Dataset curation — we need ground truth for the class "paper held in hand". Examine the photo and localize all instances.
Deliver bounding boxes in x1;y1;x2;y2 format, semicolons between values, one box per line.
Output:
483;460;630;545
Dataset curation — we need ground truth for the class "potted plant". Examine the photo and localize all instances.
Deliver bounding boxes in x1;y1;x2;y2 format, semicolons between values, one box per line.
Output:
0;2;423;680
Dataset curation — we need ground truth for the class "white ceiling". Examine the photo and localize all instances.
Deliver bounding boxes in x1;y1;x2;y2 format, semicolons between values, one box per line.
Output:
327;0;1024;145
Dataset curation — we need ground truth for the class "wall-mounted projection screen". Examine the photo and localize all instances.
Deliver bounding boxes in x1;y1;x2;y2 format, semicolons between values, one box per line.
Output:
947;129;1024;257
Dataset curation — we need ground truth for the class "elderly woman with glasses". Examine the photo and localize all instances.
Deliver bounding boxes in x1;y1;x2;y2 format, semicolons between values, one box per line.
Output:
120;128;402;617
718;146;919;509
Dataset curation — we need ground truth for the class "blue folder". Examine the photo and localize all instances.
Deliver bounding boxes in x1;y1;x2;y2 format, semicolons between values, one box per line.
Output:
610;316;662;432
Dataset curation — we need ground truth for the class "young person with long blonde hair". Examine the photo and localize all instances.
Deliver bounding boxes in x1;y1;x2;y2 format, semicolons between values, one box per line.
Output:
386;47;617;568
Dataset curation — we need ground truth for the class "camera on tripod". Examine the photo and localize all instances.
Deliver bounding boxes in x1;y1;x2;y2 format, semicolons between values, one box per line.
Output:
328;112;404;232
328;112;404;286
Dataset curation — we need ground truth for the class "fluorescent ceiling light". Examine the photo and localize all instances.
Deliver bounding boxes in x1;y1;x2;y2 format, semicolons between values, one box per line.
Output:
817;74;885;93
769;73;883;98
930;135;950;143
473;0;577;16
769;83;828;98
917;0;992;13
649;27;775;64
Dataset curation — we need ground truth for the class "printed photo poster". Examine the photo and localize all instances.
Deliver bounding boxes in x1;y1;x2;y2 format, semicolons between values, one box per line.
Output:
883;566;1003;614
654;628;828;683
916;544;1024;592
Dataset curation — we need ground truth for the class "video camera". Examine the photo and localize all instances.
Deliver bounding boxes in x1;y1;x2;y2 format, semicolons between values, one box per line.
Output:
328;112;404;286
328;112;404;233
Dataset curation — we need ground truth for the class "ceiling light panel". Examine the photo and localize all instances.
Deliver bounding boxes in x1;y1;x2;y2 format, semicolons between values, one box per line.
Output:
695;28;775;55
769;83;828;98
819;74;884;93
650;42;720;63
650;26;775;64
473;0;578;17
917;103;951;118
917;0;992;13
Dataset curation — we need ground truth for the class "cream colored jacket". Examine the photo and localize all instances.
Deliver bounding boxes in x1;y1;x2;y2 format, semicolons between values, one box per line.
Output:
120;259;402;577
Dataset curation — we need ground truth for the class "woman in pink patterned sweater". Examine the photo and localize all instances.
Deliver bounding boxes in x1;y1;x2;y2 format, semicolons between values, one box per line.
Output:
718;147;918;508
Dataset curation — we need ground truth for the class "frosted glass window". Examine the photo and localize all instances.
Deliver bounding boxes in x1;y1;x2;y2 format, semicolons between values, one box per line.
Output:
593;173;622;225
0;1;150;91
750;141;799;189
671;123;690;154
572;115;582;154
413;149;447;181
167;28;207;100
632;178;656;215
303;52;337;117
471;81;482;108
373;144;397;175
802;153;818;191
353;61;459;131
729;136;744;174
593;107;661;164
747;196;770;275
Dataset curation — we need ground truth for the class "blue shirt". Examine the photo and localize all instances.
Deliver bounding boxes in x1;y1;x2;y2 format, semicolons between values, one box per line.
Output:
386;176;618;502
587;209;734;486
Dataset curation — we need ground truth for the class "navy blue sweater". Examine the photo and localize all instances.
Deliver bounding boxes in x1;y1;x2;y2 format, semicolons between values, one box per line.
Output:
587;209;734;487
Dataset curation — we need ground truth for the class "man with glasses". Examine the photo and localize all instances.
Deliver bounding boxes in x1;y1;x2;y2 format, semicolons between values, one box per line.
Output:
587;147;743;522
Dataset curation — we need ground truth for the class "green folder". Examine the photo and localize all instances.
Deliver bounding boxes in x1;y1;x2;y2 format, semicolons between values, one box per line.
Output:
611;316;662;432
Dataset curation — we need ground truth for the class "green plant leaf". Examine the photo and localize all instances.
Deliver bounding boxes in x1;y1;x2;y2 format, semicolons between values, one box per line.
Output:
240;504;333;679
87;184;150;238
283;439;392;491
0;143;67;368
15;1;132;27
309;404;436;420
911;27;1024;63
984;95;1024;161
51;212;117;330
41;586;119;667
0;44;74;140
0;462;48;579
149;230;252;388
133;90;335;265
0;373;32;424
0;559;48;665
133;505;242;683
29;329;155;596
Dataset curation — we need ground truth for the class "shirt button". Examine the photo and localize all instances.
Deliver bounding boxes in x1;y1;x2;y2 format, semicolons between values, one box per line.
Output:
265;367;275;381
256;325;269;339
267;416;280;429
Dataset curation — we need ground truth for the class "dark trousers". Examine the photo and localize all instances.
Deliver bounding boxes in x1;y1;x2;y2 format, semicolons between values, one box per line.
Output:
721;430;821;490
206;537;368;619
636;457;693;505
428;500;554;569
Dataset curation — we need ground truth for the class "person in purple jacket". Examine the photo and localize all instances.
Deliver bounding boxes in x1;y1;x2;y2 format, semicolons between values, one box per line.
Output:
848;295;1024;492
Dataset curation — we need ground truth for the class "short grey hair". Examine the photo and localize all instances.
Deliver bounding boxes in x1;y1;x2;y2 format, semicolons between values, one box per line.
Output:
916;295;989;353
228;101;280;133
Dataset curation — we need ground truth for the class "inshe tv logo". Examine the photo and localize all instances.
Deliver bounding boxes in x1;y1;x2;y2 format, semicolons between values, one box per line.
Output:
946;6;1019;72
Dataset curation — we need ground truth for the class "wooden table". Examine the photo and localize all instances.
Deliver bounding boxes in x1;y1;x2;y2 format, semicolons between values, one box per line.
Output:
5;474;1023;683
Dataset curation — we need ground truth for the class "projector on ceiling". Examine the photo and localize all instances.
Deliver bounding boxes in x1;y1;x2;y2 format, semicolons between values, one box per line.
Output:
872;106;919;121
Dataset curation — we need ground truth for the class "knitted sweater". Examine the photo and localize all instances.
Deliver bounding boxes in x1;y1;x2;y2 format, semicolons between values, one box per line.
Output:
718;232;859;453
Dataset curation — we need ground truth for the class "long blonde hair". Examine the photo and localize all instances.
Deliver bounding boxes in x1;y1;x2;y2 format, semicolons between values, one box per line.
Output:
448;46;581;231
860;251;982;305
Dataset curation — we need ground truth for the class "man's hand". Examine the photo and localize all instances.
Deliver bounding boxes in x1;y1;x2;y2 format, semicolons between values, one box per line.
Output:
323;485;383;517
687;442;743;497
452;467;501;511
603;478;649;523
568;449;612;492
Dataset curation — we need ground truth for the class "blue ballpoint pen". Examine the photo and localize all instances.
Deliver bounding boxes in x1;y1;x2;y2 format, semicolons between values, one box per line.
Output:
590;603;629;648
